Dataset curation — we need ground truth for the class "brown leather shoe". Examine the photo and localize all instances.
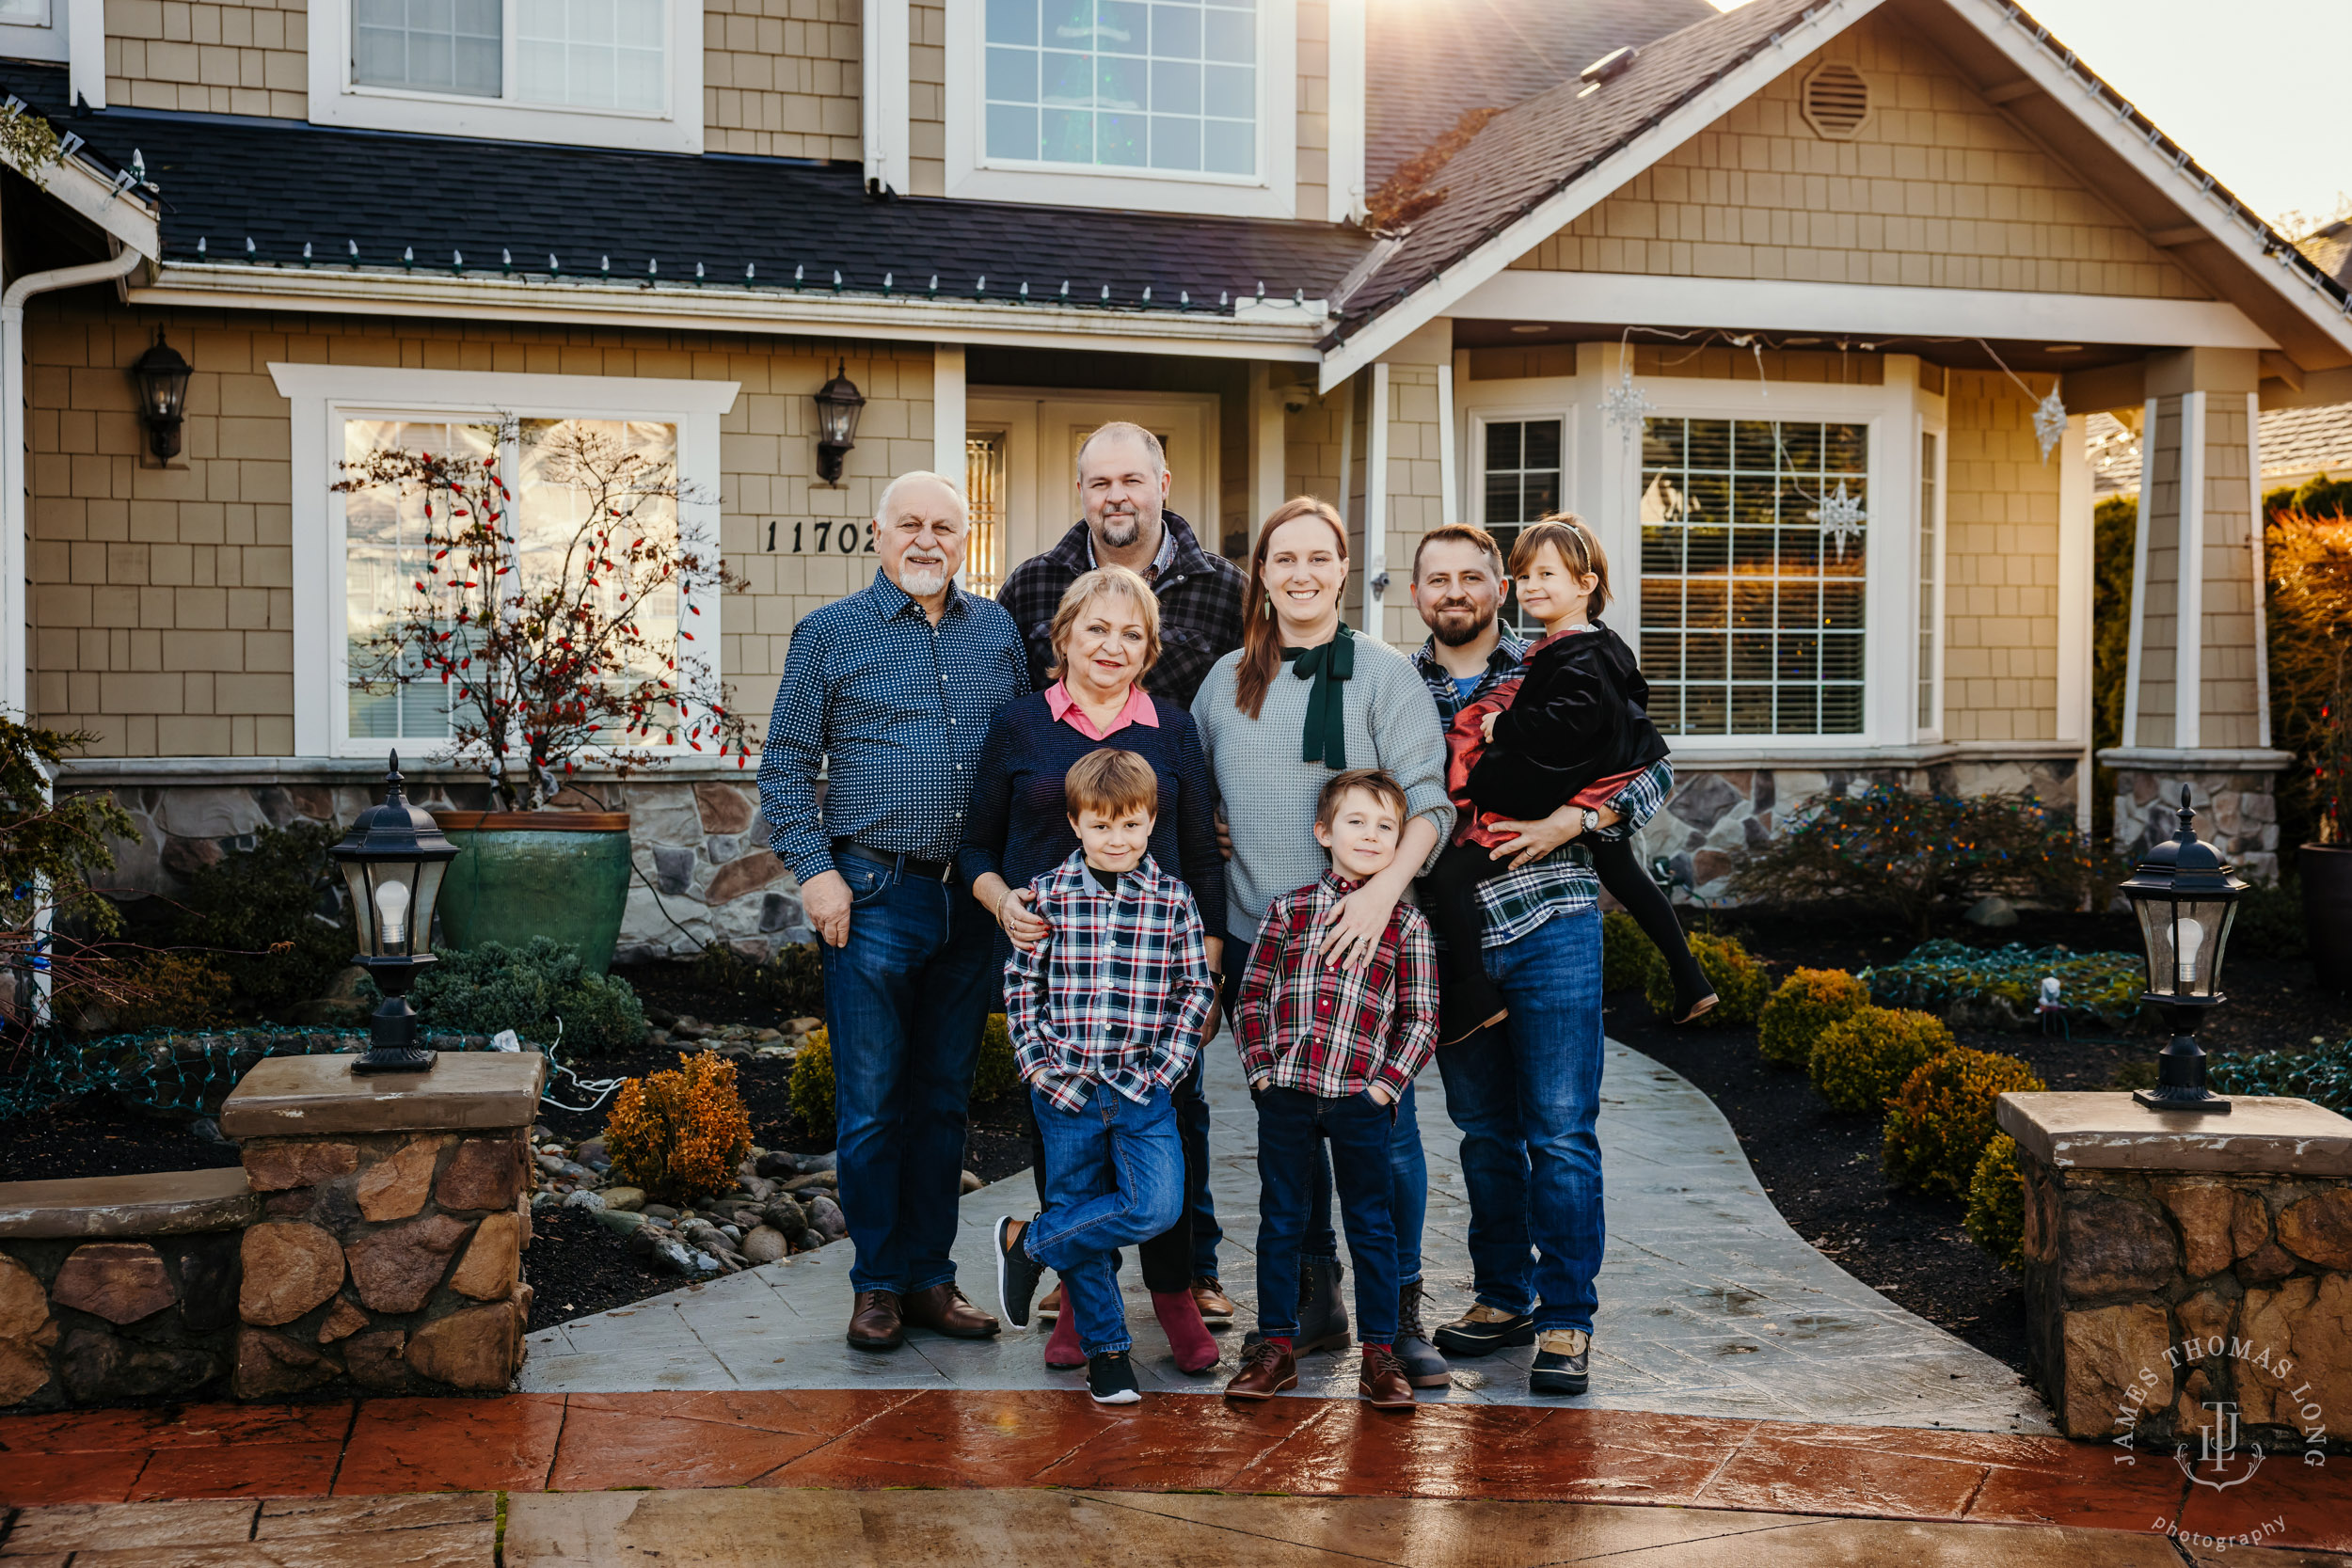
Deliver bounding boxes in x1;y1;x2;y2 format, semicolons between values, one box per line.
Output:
1037;1282;1063;1319
1360;1346;1416;1411
848;1290;903;1353
1223;1338;1297;1402
1190;1277;1235;1325
903;1282;1000;1338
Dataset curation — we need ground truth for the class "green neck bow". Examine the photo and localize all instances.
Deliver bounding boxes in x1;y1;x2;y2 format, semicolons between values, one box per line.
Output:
1283;625;1356;769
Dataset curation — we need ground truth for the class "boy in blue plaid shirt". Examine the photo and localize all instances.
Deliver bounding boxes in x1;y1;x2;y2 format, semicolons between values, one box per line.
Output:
994;749;1217;1404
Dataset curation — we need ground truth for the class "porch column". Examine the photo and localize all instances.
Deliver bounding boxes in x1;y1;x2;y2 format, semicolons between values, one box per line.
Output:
1361;319;1452;645
2103;347;2288;879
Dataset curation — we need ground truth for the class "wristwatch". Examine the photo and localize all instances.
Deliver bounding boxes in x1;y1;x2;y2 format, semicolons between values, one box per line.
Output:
1579;805;1599;836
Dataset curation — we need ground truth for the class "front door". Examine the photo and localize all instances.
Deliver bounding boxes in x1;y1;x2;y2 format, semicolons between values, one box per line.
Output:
962;391;1218;597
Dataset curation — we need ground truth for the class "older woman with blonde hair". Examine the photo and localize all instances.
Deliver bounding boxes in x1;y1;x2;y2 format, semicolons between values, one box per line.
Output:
960;565;1227;1376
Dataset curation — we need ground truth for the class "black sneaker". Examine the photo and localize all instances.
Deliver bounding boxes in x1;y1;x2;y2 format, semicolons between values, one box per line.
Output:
994;1214;1046;1328
1432;1303;1536;1357
1087;1349;1141;1405
1530;1327;1591;1395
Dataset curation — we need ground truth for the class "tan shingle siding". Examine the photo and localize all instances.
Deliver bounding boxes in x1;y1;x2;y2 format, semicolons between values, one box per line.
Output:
706;0;864;162
107;0;308;119
1510;13;2206;303
1942;369;2060;744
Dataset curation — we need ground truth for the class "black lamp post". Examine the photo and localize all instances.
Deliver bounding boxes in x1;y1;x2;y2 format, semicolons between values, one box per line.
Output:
2119;787;2246;1114
813;362;865;484
129;328;192;462
331;752;458;1076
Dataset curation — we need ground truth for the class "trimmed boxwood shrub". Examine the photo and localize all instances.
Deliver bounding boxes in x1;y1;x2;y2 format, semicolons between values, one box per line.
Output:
1883;1047;2046;1198
1641;930;1769;1025
788;1026;834;1130
1807;1005;1956;1114
1602;910;1661;992
1964;1132;2026;1271
974;1013;1021;1102
1758;967;1871;1070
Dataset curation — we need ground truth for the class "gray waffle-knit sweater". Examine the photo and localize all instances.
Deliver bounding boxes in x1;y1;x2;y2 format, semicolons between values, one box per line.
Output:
1191;636;1454;942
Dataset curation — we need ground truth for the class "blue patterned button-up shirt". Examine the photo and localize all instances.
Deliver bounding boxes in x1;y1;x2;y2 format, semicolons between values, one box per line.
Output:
1410;632;1673;949
759;569;1029;883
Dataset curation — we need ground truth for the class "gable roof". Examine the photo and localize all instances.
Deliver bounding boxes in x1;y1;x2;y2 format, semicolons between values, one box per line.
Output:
1365;0;1718;191
1325;0;2352;387
2090;404;2352;496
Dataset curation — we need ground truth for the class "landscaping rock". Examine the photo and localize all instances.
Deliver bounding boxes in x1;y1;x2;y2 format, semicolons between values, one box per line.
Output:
961;1170;983;1195
436;1134;525;1212
761;1199;806;1234
233;1327;341;1399
601;1187;645;1212
239;1223;346;1326
405;1303;520;1391
49;1243;176;1326
2277;1189;2352;1270
1963;895;2019;928
782;1172;836;1195
650;1235;719;1275
806;1195;847;1241
343;1328;407;1390
754;1152;799;1180
317;1298;369;1343
242;1140;360;1193
450;1212;523;1301
345;1213;470;1313
798;1228;826;1252
642;1204;680;1222
741;1226;787;1263
592;1209;646;1236
564;1190;607;1212
357;1135;446;1223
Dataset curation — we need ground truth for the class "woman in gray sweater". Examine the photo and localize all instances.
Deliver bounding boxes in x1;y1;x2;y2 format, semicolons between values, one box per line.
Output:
1191;494;1454;1386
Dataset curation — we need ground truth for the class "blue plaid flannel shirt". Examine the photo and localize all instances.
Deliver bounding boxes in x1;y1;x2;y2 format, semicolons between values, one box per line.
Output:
1410;633;1674;949
1003;849;1216;1114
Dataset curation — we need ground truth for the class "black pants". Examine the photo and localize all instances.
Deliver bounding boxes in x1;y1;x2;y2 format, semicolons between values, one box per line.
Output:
1027;1052;1210;1294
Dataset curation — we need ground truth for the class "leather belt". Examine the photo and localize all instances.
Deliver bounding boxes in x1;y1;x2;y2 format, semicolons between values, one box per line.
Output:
834;839;957;883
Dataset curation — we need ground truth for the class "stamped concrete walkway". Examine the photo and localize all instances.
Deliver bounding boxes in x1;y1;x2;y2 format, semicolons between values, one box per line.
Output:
521;1040;2051;1433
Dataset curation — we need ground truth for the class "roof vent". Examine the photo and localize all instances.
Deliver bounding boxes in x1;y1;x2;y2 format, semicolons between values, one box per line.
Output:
1580;47;1637;87
1801;60;1872;140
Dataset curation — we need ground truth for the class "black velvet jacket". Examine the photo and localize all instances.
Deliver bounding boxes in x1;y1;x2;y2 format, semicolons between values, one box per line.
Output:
1464;621;1671;822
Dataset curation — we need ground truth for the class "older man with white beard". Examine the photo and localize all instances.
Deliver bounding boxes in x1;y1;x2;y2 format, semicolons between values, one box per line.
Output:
759;470;1029;1353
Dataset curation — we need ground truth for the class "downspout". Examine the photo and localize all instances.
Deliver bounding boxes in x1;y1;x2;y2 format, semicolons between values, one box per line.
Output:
3;240;148;1031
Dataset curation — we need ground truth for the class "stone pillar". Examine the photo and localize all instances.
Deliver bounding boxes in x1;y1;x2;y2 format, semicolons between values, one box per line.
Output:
2102;347;2289;879
218;1053;547;1399
1997;1092;2352;1449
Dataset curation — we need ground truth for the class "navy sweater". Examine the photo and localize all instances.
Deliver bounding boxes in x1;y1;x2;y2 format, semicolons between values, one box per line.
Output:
958;692;1228;961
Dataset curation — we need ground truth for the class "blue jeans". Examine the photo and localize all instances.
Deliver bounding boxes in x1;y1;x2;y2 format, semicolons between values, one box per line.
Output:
1222;936;1426;1287
1253;1086;1402;1345
818;854;998;1295
1434;905;1605;1332
1026;1084;1184;1356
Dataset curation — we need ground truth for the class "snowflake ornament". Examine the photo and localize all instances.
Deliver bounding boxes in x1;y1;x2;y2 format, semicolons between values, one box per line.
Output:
1599;365;1656;440
1817;481;1866;561
2032;387;2068;463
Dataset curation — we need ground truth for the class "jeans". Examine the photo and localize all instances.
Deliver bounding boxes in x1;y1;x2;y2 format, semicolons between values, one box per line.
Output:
1026;1084;1185;1356
1434;905;1605;1332
1026;1051;1213;1293
1222;935;1429;1289
818;853;998;1296
1252;1086;1401;1346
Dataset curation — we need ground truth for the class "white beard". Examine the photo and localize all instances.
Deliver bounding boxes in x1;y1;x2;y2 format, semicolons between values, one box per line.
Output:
899;562;950;597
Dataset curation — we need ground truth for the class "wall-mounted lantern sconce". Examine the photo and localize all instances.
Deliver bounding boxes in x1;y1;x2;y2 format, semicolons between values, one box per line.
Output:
813;362;866;485
130;328;192;462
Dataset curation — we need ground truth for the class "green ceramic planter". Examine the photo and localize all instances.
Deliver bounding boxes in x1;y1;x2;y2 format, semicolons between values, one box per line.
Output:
430;812;633;975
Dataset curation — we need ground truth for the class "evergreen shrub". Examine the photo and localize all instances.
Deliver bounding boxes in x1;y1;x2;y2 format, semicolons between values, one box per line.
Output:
1640;930;1769;1025
1807;1006;1957;1114
1758;967;1871;1069
1964;1132;2026;1271
404;935;645;1053
602;1051;754;1205
1883;1047;2046;1198
169;822;354;1012
1602;910;1661;992
788;1026;834;1130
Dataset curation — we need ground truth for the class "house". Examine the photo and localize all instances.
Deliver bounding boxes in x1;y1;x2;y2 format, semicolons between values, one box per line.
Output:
0;0;2339;958
2090;405;2352;504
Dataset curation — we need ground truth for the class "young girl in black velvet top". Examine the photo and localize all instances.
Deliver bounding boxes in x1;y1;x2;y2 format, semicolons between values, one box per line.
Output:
1422;516;1717;1043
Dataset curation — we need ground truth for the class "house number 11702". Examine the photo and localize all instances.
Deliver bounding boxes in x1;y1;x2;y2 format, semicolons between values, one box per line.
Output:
767;521;878;553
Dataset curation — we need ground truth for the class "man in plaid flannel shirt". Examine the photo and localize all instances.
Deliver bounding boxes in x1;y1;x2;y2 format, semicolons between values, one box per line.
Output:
1406;523;1676;1399
994;750;1215;1404
1225;769;1438;1412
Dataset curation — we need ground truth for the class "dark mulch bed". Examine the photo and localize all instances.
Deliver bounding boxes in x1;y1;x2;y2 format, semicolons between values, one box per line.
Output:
0;1096;240;1183
1614;905;2352;1379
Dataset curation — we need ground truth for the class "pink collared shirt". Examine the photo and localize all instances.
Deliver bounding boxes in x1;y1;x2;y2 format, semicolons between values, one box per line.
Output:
1044;680;1160;741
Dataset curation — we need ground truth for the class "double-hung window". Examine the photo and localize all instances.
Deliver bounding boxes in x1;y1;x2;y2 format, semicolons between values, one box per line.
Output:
313;0;701;152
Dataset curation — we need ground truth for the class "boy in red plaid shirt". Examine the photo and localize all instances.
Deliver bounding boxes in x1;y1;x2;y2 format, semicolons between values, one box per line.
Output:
1224;768;1439;1412
993;750;1217;1405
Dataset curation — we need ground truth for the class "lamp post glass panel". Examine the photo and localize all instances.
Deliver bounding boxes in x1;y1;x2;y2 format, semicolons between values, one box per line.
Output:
2120;787;2246;1114
129;329;192;462
331;752;458;1075
813;364;865;484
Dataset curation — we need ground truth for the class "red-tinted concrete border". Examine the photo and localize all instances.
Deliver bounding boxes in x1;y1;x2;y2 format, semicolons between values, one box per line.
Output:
0;1391;2338;1553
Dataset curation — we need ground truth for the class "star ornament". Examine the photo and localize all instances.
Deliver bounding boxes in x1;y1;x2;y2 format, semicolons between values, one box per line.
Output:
1600;366;1656;440
1817;481;1866;561
2032;388;2068;463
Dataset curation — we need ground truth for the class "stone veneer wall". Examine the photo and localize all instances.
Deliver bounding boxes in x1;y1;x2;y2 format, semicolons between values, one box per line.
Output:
2016;1156;2352;1447
88;771;803;964
2109;765;2283;885
1642;755;2078;904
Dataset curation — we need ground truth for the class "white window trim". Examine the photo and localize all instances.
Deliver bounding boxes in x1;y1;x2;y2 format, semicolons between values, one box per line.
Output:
1;0;71;64
1457;367;1936;754
942;0;1297;219
307;0;705;154
1915;412;1948;744
270;363;739;760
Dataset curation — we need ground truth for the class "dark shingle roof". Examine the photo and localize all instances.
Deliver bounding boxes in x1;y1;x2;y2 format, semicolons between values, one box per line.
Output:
1366;0;1718;192
0;61;1374;319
